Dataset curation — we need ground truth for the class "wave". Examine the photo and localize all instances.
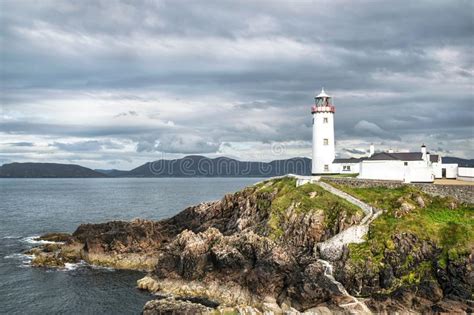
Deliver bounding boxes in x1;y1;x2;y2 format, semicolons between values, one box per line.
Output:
90;264;115;272
2;235;21;239
21;235;64;245
62;261;88;271
64;260;118;272
4;253;33;260
4;253;34;267
6;244;115;272
61;261;115;272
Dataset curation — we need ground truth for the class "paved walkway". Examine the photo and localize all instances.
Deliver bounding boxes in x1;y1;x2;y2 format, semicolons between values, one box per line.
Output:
314;180;383;261
316;181;373;222
314;180;375;313
434;179;474;186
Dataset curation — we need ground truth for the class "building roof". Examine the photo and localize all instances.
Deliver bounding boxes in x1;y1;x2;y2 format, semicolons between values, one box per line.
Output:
366;152;440;162
333;157;363;164
316;88;330;98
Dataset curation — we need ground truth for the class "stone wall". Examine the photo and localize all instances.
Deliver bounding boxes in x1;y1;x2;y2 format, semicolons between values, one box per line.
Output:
324;177;474;204
413;183;473;204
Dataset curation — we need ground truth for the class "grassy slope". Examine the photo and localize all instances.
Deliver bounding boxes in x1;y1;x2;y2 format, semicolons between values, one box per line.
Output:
254;177;364;239
328;181;474;289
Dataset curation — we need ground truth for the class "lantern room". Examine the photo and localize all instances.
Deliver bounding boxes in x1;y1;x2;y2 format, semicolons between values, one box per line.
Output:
311;88;335;113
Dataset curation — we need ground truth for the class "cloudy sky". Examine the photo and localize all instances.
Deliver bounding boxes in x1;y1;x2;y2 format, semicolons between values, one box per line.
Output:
1;0;473;169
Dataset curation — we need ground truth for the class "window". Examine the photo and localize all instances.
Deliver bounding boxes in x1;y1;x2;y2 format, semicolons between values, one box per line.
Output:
323;117;328;123
404;162;408;166
323;138;329;145
312;118;315;125
324;165;329;171
343;165;351;171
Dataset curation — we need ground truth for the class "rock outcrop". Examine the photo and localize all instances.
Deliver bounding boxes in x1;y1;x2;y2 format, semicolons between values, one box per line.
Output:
27;177;473;314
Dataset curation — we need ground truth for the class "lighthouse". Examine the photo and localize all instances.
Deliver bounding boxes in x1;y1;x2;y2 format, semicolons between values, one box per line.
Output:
311;88;336;175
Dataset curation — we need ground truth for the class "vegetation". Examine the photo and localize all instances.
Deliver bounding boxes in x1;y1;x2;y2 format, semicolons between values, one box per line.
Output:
254;177;364;239
329;181;474;292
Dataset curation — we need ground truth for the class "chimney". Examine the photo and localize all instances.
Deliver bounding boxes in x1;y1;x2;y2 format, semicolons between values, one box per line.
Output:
421;144;427;161
426;152;431;164
369;144;375;157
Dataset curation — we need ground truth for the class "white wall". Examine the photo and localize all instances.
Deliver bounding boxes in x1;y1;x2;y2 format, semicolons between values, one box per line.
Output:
458;167;474;181
359;160;434;183
312;111;335;174
404;160;434;183
432;162;442;178
440;164;458;179
359;160;405;181
332;163;360;174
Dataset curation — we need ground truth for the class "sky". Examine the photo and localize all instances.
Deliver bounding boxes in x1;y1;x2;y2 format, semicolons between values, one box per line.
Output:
0;0;473;170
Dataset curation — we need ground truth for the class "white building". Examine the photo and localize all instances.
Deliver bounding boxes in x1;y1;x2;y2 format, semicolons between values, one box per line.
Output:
358;146;438;183
310;88;471;183
458;167;474;181
435;163;457;179
332;158;361;174
311;88;336;175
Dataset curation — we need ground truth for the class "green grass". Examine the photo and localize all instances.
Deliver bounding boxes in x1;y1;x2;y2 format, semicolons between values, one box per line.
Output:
330;183;474;247
330;181;474;293
254;177;364;239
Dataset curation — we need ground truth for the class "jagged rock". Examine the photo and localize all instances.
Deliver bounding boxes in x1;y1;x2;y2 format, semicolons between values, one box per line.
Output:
37;232;73;243
395;202;416;218
435;252;474;300
340;231;473;313
309;191;318;199
26;177;473;313
415;195;425;208
303;306;333;314
143;297;214;315
379;266;394;289
448;200;459;210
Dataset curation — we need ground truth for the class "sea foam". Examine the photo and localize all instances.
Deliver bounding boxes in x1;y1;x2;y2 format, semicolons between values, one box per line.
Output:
4;253;34;267
2;235;21;239
21;235;64;245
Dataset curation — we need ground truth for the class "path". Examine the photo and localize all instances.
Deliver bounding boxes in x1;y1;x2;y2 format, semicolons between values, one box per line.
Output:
313;179;383;314
257;175;382;313
315;180;381;261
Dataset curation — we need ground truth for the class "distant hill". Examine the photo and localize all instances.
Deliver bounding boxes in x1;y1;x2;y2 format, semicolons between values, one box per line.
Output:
442;157;474;167
123;156;311;177
3;156;471;178
95;169;130;177
0;163;108;178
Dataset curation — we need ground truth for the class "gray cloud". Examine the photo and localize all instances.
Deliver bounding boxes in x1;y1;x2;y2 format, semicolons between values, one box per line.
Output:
343;148;367;155
8;142;35;147
136;139;158;153
114;110;138;118
0;0;473;168
156;134;220;154
0;121;158;137
353;120;401;141
51;140;125;152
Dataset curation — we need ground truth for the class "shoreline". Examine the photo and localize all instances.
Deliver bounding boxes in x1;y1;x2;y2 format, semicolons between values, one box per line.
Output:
24;176;474;314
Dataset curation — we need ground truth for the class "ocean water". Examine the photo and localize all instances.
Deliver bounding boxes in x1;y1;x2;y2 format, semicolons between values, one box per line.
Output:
0;178;260;314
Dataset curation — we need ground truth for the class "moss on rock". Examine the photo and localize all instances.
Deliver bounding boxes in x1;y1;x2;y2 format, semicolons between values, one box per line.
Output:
331;182;473;296
255;178;364;240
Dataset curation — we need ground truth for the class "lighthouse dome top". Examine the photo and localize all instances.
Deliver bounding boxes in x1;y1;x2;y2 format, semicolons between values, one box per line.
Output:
316;88;330;98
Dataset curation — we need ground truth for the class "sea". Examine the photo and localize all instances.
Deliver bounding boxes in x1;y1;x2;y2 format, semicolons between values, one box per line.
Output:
0;177;260;314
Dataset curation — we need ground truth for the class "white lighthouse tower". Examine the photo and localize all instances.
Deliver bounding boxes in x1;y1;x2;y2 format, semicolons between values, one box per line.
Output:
311;88;336;175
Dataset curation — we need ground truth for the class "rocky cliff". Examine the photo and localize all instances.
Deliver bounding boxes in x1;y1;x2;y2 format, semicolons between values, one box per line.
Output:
28;177;473;314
